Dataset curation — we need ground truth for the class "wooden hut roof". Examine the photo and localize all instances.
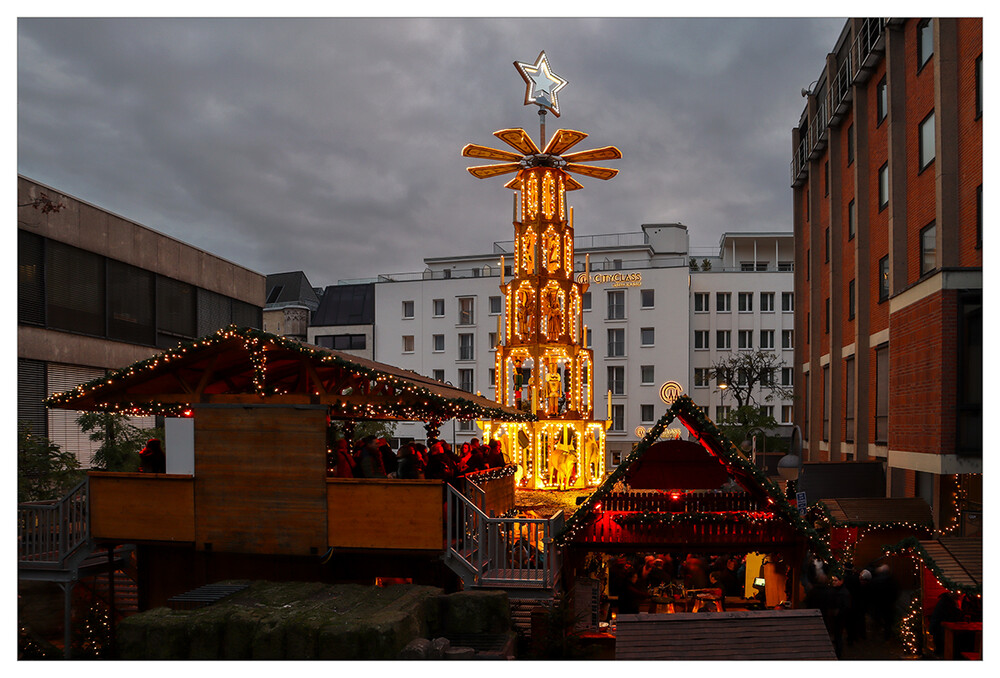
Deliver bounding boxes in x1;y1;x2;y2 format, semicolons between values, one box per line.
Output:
615;609;836;660
45;325;533;423
888;536;982;596
819;497;934;529
556;396;831;560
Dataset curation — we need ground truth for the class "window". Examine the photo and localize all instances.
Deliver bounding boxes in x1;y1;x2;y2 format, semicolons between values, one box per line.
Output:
824;161;830;196
781;367;794;387
640;289;654;308
694;368;711;387
760;329;775;350
920;222;936;276
716;292;731;313
716;330;731;350
265;285;284;304
822;365;830;441
640;327;655;346
488;367;496;385
760;405;774;420
608;366;625;395
488;331;497;349
781;405;794;424
607;328;625;357
489;295;502;315
806;249;810;281
877;76;887;123
761;368;775;386
433;334;445;352
740;262;768;272
458;297;475;325
848;199;856;240
458;368;475;393
715;405;731;423
641;365;655;385
848;279;856;320
875;345;889;443
607;290;625;319
738;330;753;350
610;404;625;432
641;404;655;423
825;298;830;334
432;369;445;382
879;255;890;301
917;19;933;70
433;298;445;317
825;227;830;262
582;292;592;311
738;292;753;312
458;420;474;432
402;335;414;353
919;111;935;170
761;292;775;312
694;292;710;312
958;293;983;454
778;261;794;272
459;333;474;360
878;162;889;209
107;260;154;344
847;123;854;165
402;300;414;318
782;329;794;350
976;55;982;118
782;292;794;312
694;330;709;350
845;356;855;442
586;328;592;348
316;333;367;351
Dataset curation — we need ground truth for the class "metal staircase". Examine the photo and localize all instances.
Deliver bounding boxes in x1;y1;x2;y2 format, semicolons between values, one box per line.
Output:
18;478;135;658
443;483;563;600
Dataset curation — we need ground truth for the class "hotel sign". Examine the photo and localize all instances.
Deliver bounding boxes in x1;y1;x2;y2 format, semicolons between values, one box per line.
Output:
576;271;642;287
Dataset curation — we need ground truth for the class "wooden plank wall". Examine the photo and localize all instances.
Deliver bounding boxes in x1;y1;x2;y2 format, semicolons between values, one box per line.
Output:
327;479;443;551
193;406;328;555
89;473;195;543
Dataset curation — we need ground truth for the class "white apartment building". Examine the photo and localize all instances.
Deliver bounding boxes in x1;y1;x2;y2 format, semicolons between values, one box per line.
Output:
329;224;794;470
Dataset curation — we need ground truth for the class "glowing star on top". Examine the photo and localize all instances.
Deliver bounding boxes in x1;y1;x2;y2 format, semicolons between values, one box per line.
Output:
515;51;568;117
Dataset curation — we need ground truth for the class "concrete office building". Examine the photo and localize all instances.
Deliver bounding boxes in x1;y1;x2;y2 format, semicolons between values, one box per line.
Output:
790;18;982;527
17;175;265;466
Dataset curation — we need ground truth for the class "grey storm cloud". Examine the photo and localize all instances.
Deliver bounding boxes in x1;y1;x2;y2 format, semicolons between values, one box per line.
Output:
18;17;845;288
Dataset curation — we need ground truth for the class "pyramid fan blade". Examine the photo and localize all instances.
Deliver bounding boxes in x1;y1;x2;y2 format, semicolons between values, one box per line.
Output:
467;163;522;179
564;163;620;180
560;146;623;163
504;176;522;190
564;176;585;191
543;129;589;155
494;128;541;156
462;144;524;162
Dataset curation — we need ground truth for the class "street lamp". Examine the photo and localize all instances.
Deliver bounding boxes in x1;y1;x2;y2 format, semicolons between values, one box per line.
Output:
445;381;457;450
742;426;766;472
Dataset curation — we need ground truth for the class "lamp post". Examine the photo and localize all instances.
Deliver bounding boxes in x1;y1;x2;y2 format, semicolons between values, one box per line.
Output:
717;381;728;423
445;381;457;451
742;426;766;472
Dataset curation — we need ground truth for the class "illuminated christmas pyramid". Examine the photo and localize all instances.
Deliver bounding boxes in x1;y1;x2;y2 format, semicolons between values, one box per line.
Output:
462;52;621;489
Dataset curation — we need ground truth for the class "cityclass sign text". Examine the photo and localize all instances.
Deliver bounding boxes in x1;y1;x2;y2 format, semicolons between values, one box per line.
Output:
576;271;642;287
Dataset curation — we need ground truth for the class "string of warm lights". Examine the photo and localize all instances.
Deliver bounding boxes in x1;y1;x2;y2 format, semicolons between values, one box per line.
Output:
611;511;780;527
882;536;982;598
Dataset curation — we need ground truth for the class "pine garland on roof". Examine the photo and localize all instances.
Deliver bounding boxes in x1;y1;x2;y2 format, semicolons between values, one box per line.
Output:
883;536;982;598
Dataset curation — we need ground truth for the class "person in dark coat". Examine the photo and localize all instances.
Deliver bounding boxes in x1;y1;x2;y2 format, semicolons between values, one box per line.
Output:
138;439;166;473
618;571;650;615
929;591;964;655
357;441;386;478
425;442;457;482
377;438;398;476
330;439;355;478
396;443;426;479
484;439;506;468
824;573;852;658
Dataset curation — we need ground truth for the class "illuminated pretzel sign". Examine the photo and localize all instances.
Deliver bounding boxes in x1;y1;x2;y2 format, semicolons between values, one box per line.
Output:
659;380;684;405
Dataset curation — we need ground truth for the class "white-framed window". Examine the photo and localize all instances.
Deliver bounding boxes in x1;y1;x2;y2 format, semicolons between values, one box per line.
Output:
640;327;655;346
607;328;625;357
402;335;414;353
694;367;711;387
488;331;497;350
458;333;474;360
760;329;775;350
458;420;475;432
582;292;592;311
782;329;794;350
782;292;794;312
694;292;709;313
458;368;474;393
694;330;709;350
715;405;731;422
781;405;794;424
761;292;775;313
607;290;625;320
586;329;592;348
640;365;655;385
760;405;774;420
433;298;445;317
641;404;655;423
738;292;753;312
716;292;731;313
433;334;445;352
781;367;794;387
610;404;625;432
608;365;625;395
738;330;753;350
489;295;502;315
458;297;475;325
640;289;654;308
488;367;496;385
717;330;731;350
432;369;445;382
402;300;415;318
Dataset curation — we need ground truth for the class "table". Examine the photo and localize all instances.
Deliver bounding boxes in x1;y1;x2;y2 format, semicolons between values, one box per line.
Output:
941;621;982;659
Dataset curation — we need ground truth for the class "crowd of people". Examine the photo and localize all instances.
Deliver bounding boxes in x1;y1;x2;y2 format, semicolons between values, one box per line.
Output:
327;435;509;481
607;552;747;615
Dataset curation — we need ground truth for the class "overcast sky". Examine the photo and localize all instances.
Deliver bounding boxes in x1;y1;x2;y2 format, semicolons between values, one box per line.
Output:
18;16;848;289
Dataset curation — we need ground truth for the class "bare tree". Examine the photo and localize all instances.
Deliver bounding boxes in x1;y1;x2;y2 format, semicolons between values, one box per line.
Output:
709;350;792;411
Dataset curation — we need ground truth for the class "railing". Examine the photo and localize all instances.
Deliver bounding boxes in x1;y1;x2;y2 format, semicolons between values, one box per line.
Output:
579;512;795;547
600;491;765;514
18;478;89;566
445;483;562;589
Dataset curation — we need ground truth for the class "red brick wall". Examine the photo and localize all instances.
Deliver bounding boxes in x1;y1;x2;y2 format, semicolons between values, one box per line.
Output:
957;19;983;267
867;59;890;334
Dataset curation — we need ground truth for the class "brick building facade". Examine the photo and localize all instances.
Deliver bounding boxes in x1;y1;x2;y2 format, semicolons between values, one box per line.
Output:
790;18;981;527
